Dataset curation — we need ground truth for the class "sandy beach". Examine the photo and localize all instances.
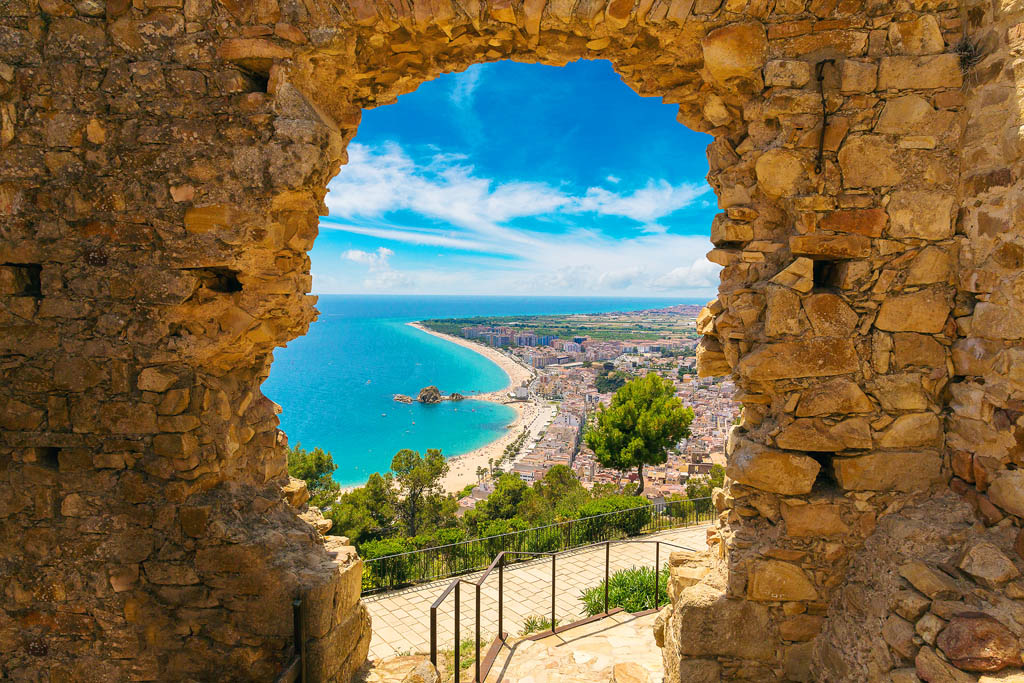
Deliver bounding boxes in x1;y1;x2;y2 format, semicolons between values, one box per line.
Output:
407;322;538;493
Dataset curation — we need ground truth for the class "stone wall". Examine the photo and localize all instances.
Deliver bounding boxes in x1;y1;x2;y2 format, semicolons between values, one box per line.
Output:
1;0;1021;680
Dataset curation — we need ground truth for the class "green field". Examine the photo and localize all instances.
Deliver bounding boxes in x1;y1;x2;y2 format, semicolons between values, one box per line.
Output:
421;305;702;344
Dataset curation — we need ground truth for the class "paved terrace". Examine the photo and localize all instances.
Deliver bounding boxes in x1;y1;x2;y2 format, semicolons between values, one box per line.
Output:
363;524;710;661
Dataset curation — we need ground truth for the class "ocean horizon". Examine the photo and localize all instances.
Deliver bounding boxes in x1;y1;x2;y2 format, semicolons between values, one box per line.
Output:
262;294;709;487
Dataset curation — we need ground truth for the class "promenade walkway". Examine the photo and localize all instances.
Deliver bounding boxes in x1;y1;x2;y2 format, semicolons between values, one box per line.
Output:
363;523;710;661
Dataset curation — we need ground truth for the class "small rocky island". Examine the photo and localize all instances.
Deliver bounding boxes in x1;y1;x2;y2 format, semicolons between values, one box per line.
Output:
393;387;467;404
417;386;442;404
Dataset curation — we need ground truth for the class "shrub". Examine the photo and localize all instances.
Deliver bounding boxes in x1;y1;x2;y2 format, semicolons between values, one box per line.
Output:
579;566;670;616
575;495;651;541
361;537;416;588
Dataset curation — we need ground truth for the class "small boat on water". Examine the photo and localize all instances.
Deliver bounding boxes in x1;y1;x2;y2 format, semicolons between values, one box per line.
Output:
381;413;386;417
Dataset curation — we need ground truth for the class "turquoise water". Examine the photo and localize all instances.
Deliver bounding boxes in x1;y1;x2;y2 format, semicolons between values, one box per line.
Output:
262;295;700;486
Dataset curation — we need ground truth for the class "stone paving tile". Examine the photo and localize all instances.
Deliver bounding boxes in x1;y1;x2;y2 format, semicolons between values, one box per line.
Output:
484;611;665;682
364;525;709;661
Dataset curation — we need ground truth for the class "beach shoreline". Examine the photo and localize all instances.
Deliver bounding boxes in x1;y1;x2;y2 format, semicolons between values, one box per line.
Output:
407;322;537;494
337;323;538;496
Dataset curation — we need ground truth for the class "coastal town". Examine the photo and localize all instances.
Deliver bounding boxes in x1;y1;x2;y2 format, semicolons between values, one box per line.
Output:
413;305;738;512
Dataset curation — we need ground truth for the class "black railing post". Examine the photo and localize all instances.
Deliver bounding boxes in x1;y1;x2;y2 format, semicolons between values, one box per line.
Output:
292;598;305;683
454;582;461;683
654;542;660;609
604;542;610;614
550;554;556;633
475;583;481;683
430;603;437;668
498;554;504;640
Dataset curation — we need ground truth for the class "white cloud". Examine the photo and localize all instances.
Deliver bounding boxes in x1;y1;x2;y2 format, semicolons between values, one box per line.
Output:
342;246;394;269
606;174;621;184
653;258;721;290
322;142;721;296
341;246;418;290
574;181;708;224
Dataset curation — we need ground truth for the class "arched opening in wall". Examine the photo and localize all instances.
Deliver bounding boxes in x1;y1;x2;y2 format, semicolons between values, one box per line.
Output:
263;58;741;662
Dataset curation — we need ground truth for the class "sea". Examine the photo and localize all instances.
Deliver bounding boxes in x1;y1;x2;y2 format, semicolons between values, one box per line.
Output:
262;295;705;487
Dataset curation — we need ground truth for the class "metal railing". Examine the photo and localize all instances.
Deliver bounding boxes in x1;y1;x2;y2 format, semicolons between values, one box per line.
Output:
429;538;694;683
275;599;306;683
361;497;713;594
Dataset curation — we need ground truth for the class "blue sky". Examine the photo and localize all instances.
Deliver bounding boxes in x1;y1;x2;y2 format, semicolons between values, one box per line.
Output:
314;59;719;297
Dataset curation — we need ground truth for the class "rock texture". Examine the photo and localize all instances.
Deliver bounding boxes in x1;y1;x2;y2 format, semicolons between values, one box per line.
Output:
2;0;1023;680
417;386;443;404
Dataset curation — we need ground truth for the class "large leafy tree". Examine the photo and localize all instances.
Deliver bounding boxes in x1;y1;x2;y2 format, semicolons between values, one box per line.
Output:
326;471;396;542
287;443;340;508
390;448;449;537
584;373;694;495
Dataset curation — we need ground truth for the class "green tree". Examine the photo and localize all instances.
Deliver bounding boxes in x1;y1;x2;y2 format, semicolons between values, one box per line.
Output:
287;443;340;508
390;448;449;537
685;464;726;500
325;471;396;542
594;371;627;394
584;373;694;495
476;473;529;521
533;464;589;519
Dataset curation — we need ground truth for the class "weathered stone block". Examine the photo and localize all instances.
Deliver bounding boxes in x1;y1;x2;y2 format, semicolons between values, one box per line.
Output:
937;613;1021;672
738;338;858;380
765;285;810;337
138;367;178;392
796;378;873;416
834;451;941;492
888;15;944;55
755;149;808;198
986;470;1024;517
820;208;887;237
899;561;961;599
876;412;941;448
701;21;768;83
789;233;871;259
971;302;1024;340
776;417;871;451
780;501;850;537
672;582;776;660
866;374;930;411
838;59;877;93
838;135;902;187
887;191;954;240
875;289;951;334
748;560;818;601
765;59;811;88
958;542;1020;589
882;614;917;660
878;55;963;90
727;438;820;495
803;293;858;336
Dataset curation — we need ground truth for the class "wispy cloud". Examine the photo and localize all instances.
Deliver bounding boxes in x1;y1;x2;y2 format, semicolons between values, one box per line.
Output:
450;64;487;109
322;142;719;295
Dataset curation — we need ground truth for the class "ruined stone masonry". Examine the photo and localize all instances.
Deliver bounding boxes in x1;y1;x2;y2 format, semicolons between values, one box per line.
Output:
2;0;1024;680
